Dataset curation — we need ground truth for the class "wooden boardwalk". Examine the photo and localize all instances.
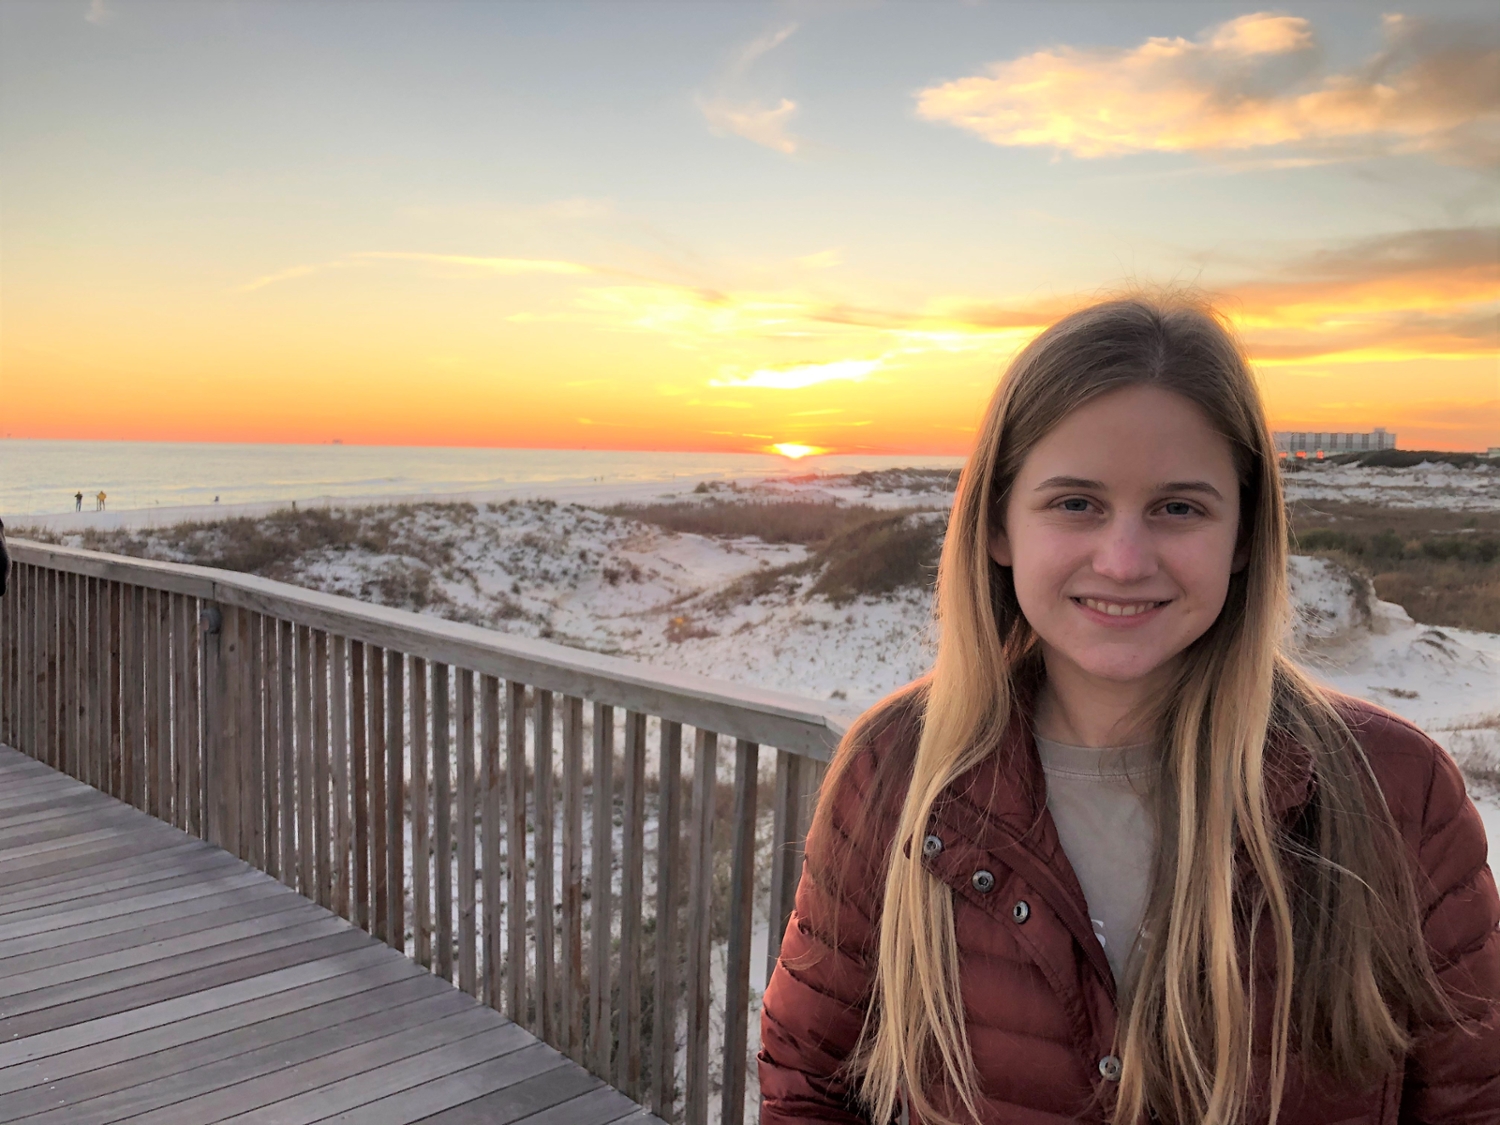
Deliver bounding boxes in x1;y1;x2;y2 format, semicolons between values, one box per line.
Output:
0;745;663;1125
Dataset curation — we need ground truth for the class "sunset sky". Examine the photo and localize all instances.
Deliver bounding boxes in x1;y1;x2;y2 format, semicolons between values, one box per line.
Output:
2;1;1496;454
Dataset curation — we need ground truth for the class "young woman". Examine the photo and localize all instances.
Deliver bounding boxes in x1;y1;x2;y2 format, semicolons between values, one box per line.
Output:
758;296;1499;1125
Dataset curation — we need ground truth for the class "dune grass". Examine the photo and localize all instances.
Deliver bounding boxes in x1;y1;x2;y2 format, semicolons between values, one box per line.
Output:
1288;499;1500;633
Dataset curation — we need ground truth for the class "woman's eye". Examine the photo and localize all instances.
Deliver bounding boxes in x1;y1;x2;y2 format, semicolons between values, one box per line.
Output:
1162;501;1196;517
1060;498;1091;513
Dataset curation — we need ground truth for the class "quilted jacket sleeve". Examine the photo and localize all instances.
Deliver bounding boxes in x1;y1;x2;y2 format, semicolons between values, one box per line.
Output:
1398;740;1500;1122
758;737;895;1125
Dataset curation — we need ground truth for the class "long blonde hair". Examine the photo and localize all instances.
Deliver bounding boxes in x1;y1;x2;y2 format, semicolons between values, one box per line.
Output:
844;295;1445;1125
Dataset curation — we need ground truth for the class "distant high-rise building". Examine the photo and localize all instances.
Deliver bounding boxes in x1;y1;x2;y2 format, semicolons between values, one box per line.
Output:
1272;427;1396;454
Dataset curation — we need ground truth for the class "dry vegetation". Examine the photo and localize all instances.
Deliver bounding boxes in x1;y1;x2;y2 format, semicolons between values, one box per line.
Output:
604;499;946;606
1288;499;1500;633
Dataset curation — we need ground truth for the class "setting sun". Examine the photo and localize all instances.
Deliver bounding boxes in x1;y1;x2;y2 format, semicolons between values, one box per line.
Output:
771;443;825;460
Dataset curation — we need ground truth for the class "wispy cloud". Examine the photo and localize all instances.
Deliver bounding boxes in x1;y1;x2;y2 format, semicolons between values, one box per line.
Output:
711;358;882;390
700;23;802;154
699;97;799;154
917;12;1500;165
239;228;1495;373
731;23;798;79
357;252;592;276
84;0;112;25
240;252;593;292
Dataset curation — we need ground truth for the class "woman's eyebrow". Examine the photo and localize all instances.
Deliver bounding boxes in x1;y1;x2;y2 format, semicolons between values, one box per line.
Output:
1033;475;1104;491
1157;480;1225;500
1032;475;1225;501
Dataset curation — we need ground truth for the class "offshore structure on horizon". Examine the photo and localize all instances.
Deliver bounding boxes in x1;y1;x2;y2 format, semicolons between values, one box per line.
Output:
1273;427;1397;455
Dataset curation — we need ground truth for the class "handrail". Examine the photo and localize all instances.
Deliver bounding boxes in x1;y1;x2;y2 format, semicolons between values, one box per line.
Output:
0;540;850;1125
8;540;847;758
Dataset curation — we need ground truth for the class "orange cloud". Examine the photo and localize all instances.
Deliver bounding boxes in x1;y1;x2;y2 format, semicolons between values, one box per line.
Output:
916;12;1500;164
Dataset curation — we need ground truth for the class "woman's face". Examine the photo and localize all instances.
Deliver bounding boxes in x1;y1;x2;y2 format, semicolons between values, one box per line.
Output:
989;383;1246;688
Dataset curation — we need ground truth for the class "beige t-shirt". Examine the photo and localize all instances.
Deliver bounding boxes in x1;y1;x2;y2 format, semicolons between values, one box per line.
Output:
1033;735;1159;985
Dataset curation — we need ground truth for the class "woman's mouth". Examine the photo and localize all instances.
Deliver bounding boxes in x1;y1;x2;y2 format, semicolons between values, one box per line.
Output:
1071;596;1171;620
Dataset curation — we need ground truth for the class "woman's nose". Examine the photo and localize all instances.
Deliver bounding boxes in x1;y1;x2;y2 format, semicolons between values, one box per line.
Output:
1092;518;1157;582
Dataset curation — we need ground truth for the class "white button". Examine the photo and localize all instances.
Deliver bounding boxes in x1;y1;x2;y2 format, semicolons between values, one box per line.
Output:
922;834;943;858
1098;1055;1122;1082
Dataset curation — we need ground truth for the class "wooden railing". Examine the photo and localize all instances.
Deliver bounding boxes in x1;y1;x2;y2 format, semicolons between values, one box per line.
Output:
0;540;844;1125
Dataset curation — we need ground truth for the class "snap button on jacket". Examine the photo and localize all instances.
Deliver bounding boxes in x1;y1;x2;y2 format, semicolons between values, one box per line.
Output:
757;692;1500;1124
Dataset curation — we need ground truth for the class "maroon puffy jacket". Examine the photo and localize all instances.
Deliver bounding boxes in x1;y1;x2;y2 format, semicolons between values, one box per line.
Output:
759;691;1500;1124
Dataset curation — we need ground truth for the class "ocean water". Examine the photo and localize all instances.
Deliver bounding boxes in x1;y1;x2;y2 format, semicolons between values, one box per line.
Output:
0;440;964;517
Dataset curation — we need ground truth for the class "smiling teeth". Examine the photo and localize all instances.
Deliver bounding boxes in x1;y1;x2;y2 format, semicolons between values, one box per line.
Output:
1080;598;1161;617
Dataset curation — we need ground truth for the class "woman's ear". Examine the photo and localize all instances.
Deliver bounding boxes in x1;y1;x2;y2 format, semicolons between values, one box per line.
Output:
1231;534;1250;574
987;525;1013;568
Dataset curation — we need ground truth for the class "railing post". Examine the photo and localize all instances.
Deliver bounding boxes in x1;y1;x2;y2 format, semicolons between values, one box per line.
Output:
684;728;718;1125
650;719;684;1120
589;702;615;1077
767;749;804;984
720;739;760;1125
199;601;224;847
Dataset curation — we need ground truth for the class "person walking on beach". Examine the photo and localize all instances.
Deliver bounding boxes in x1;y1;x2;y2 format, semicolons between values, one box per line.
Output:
96;490;106;511
74;490;83;512
759;294;1499;1125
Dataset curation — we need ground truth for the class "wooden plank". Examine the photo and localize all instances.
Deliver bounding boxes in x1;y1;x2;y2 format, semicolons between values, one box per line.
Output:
108;582;123;804
560;694;585;1063
145;1017;531;1125
0;956;430;1096
0;849;239;923
0;880;296;963
0;867;272;942
279;619;296;887
0;944;397;1069
0;832;203;892
0;970;447;1110
433;662;454;982
260;613;278;869
42;568;54;771
351;640;370;932
370;644;388;943
30;995;498;1125
0;914;351;1015
507;679;527;1022
457;668;478;997
412;655;432;968
120;585;140;810
450;1082;649;1125
0;834;208;903
719;740;760;1125
0;894;312;984
158;587;174;826
533;687;555;1040
314;629;333;908
171;594;190;832
617;710;647;1097
246;612;265;871
766;749;802;985
387;647;406;953
589;702;614;1078
481;673;502;1009
0;928;375;1041
296;623;315;896
649;719;682;1119
683;729;717;1125
307;1039;575;1125
180;593;199;836
389;1058;601;1125
142;587;158;816
332;634;352;920
226;607;249;861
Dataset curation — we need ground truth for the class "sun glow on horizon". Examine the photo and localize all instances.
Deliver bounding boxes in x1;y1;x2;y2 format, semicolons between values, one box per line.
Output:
771;443;825;459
